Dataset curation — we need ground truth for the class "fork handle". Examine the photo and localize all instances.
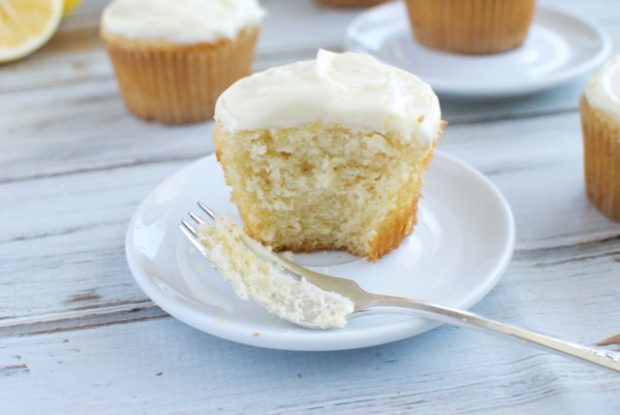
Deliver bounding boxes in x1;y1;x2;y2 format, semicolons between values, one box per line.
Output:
368;296;620;373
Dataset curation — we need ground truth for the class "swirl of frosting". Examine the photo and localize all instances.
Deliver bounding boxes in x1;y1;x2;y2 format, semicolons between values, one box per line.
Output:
215;50;441;146
585;56;620;122
101;0;265;44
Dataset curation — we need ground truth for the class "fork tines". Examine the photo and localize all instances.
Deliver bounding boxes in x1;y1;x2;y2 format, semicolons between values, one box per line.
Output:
179;202;218;253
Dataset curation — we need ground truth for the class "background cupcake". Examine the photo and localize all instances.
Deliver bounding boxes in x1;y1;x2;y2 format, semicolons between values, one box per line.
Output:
404;0;536;54
101;0;265;124
580;56;620;223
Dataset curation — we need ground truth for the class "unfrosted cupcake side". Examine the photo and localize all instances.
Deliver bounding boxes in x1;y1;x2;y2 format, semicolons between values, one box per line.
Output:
581;57;620;222
580;98;620;222
404;0;536;55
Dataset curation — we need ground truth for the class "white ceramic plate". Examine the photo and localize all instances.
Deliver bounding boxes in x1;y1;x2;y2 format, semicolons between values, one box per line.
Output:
345;3;611;98
126;152;515;351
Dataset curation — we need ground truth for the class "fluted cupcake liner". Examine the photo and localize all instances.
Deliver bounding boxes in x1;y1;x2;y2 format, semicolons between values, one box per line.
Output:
103;27;259;125
580;96;620;223
319;0;390;8
404;0;536;54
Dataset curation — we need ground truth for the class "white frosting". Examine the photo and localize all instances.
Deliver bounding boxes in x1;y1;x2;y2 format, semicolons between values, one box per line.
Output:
585;56;620;122
197;217;354;329
215;50;442;146
102;0;265;43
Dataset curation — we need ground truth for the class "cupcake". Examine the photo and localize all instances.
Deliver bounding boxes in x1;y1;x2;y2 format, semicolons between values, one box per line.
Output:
213;50;444;261
580;56;620;223
319;0;390;8
404;0;536;54
101;0;265;124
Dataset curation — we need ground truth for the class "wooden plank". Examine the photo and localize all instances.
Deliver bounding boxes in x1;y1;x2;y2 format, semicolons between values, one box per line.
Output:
2;106;618;248
1;229;619;336
1;214;617;408
0;302;167;338
0;161;185;320
0;309;618;414
443;112;620;250
0;78;213;183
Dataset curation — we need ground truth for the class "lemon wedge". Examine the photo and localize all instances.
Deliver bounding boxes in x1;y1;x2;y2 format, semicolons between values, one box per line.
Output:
63;0;82;16
0;0;63;63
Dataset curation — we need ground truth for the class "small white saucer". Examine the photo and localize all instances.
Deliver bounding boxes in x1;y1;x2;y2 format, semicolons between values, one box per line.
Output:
125;152;515;351
345;3;611;98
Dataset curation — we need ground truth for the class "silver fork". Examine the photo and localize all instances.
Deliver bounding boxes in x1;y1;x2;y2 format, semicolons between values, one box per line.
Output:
180;202;620;373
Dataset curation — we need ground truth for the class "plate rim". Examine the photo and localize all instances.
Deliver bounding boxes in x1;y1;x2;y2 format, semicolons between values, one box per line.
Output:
125;151;516;351
344;3;612;97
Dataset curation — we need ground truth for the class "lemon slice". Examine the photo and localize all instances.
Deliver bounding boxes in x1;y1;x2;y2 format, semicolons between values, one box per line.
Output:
0;0;63;63
63;0;82;16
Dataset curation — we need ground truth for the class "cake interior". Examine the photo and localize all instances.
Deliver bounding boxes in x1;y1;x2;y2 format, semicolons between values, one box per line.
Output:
197;216;354;329
215;122;435;261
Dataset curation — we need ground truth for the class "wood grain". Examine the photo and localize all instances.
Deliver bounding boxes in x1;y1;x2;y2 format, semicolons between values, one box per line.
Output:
0;317;618;414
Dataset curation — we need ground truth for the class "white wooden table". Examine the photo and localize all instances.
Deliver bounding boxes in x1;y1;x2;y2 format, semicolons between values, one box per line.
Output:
1;0;619;413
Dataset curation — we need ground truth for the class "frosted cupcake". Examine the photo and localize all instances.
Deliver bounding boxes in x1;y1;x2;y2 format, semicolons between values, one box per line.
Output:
101;0;265;124
580;56;620;223
214;50;443;261
319;0;390;8
404;0;536;54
